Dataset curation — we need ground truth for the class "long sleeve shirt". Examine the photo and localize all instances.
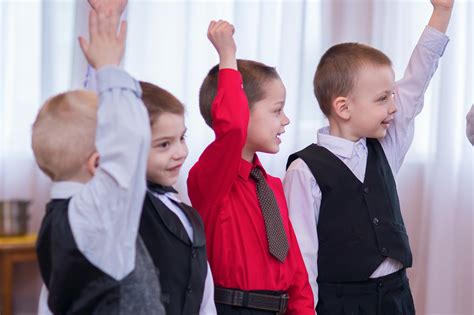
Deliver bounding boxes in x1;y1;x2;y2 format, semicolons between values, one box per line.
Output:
283;25;449;306
38;66;152;314
187;69;315;314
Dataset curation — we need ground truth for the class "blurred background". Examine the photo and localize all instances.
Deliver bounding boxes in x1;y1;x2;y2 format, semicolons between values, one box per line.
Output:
0;0;472;314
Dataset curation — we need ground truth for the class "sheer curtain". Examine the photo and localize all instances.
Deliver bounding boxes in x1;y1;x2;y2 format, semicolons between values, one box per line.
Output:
0;0;471;314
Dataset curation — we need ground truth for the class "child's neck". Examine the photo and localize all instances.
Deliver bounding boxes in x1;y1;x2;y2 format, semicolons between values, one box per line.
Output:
60;173;92;184
241;145;255;163
328;119;362;142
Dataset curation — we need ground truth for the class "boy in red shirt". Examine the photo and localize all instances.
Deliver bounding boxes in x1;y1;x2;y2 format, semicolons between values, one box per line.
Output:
187;20;314;315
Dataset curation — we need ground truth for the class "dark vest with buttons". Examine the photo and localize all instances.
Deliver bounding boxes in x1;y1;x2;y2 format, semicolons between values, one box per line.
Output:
139;192;208;315
286;138;412;283
36;199;165;315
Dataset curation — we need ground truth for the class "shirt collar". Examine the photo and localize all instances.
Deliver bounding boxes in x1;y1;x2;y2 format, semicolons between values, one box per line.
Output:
148;189;182;204
317;126;367;159
238;154;267;181
50;181;84;199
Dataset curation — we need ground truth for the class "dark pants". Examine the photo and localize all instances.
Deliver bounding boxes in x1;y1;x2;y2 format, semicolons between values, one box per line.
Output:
317;269;415;315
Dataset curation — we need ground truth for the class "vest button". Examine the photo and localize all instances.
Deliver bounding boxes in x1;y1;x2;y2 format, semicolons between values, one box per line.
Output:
372;218;380;225
363;187;369;194
192;250;197;258
187;286;193;294
381;247;388;255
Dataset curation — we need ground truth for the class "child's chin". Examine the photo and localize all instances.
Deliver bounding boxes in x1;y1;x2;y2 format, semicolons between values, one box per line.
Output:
259;145;280;154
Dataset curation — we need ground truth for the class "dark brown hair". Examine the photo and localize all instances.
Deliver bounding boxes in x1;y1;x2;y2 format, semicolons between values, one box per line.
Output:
139;81;184;126
199;59;280;127
314;43;392;117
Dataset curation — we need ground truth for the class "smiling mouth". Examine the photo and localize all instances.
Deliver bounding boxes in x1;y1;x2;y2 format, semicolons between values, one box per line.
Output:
168;164;182;172
381;119;393;128
276;132;284;142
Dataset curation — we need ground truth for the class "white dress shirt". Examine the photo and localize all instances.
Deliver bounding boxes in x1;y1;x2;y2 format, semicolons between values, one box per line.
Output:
150;190;217;315
38;66;151;314
283;26;449;306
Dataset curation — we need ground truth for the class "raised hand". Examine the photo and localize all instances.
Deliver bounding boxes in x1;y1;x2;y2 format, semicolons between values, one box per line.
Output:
88;0;127;16
78;9;127;70
207;20;237;70
428;0;454;33
431;0;454;10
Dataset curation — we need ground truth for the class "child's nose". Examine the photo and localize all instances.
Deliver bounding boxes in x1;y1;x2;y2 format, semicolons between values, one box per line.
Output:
282;112;290;126
174;142;189;160
389;98;398;114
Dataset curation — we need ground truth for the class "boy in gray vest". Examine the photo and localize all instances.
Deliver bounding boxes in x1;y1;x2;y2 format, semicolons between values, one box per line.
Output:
34;4;164;314
284;1;453;314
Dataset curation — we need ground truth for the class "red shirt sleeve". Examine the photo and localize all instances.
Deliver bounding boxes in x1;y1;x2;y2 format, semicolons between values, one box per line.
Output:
187;69;249;216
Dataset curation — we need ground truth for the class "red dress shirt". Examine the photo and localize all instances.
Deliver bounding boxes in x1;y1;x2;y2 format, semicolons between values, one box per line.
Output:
187;69;314;314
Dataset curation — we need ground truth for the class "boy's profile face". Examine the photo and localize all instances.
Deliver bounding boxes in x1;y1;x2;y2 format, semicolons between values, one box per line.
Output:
345;64;397;139
146;112;188;186
245;78;290;154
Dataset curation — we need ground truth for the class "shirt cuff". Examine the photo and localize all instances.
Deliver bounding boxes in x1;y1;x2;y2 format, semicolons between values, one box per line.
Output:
421;25;450;57
218;68;243;92
96;66;142;96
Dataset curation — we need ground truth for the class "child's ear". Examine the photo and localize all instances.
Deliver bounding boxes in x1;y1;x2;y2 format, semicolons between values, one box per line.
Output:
332;96;350;120
86;151;100;176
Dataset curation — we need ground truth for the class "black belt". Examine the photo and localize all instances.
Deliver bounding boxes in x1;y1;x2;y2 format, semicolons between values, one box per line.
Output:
214;287;289;314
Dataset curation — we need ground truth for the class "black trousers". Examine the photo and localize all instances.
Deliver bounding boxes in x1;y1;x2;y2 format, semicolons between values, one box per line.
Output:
317;269;415;315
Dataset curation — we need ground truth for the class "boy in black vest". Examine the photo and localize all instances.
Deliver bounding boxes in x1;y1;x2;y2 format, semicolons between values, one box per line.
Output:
283;1;453;314
137;81;217;315
34;5;164;314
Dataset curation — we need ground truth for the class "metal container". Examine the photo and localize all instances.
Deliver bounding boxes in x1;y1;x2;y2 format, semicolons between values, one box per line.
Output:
0;200;30;236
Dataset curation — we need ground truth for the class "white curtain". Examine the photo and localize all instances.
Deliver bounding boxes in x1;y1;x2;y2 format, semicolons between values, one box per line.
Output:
0;0;472;314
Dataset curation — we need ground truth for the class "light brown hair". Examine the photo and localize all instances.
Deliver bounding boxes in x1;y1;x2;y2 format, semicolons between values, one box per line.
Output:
199;59;280;127
139;81;184;126
314;43;392;117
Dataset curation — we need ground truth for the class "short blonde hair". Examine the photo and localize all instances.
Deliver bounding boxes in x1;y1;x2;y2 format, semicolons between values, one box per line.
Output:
32;90;98;181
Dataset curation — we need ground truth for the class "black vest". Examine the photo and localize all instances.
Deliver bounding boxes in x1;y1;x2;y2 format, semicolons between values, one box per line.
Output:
139;192;208;315
287;138;412;283
36;199;164;315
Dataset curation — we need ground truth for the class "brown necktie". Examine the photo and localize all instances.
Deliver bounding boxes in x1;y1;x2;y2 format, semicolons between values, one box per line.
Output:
250;167;289;262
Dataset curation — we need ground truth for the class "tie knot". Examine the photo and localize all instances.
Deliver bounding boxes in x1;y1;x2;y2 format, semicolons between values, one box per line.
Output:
250;167;264;182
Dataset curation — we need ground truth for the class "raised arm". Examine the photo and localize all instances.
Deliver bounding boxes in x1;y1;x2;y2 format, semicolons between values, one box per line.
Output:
71;7;151;280
428;0;454;34
381;1;452;173
208;20;237;70
188;21;249;213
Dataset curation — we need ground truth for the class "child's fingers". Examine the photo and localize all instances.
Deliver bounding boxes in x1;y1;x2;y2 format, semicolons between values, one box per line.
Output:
208;20;217;35
95;9;109;39
89;10;99;41
88;0;99;11
216;21;232;35
104;13;120;38
118;20;127;44
78;36;90;55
